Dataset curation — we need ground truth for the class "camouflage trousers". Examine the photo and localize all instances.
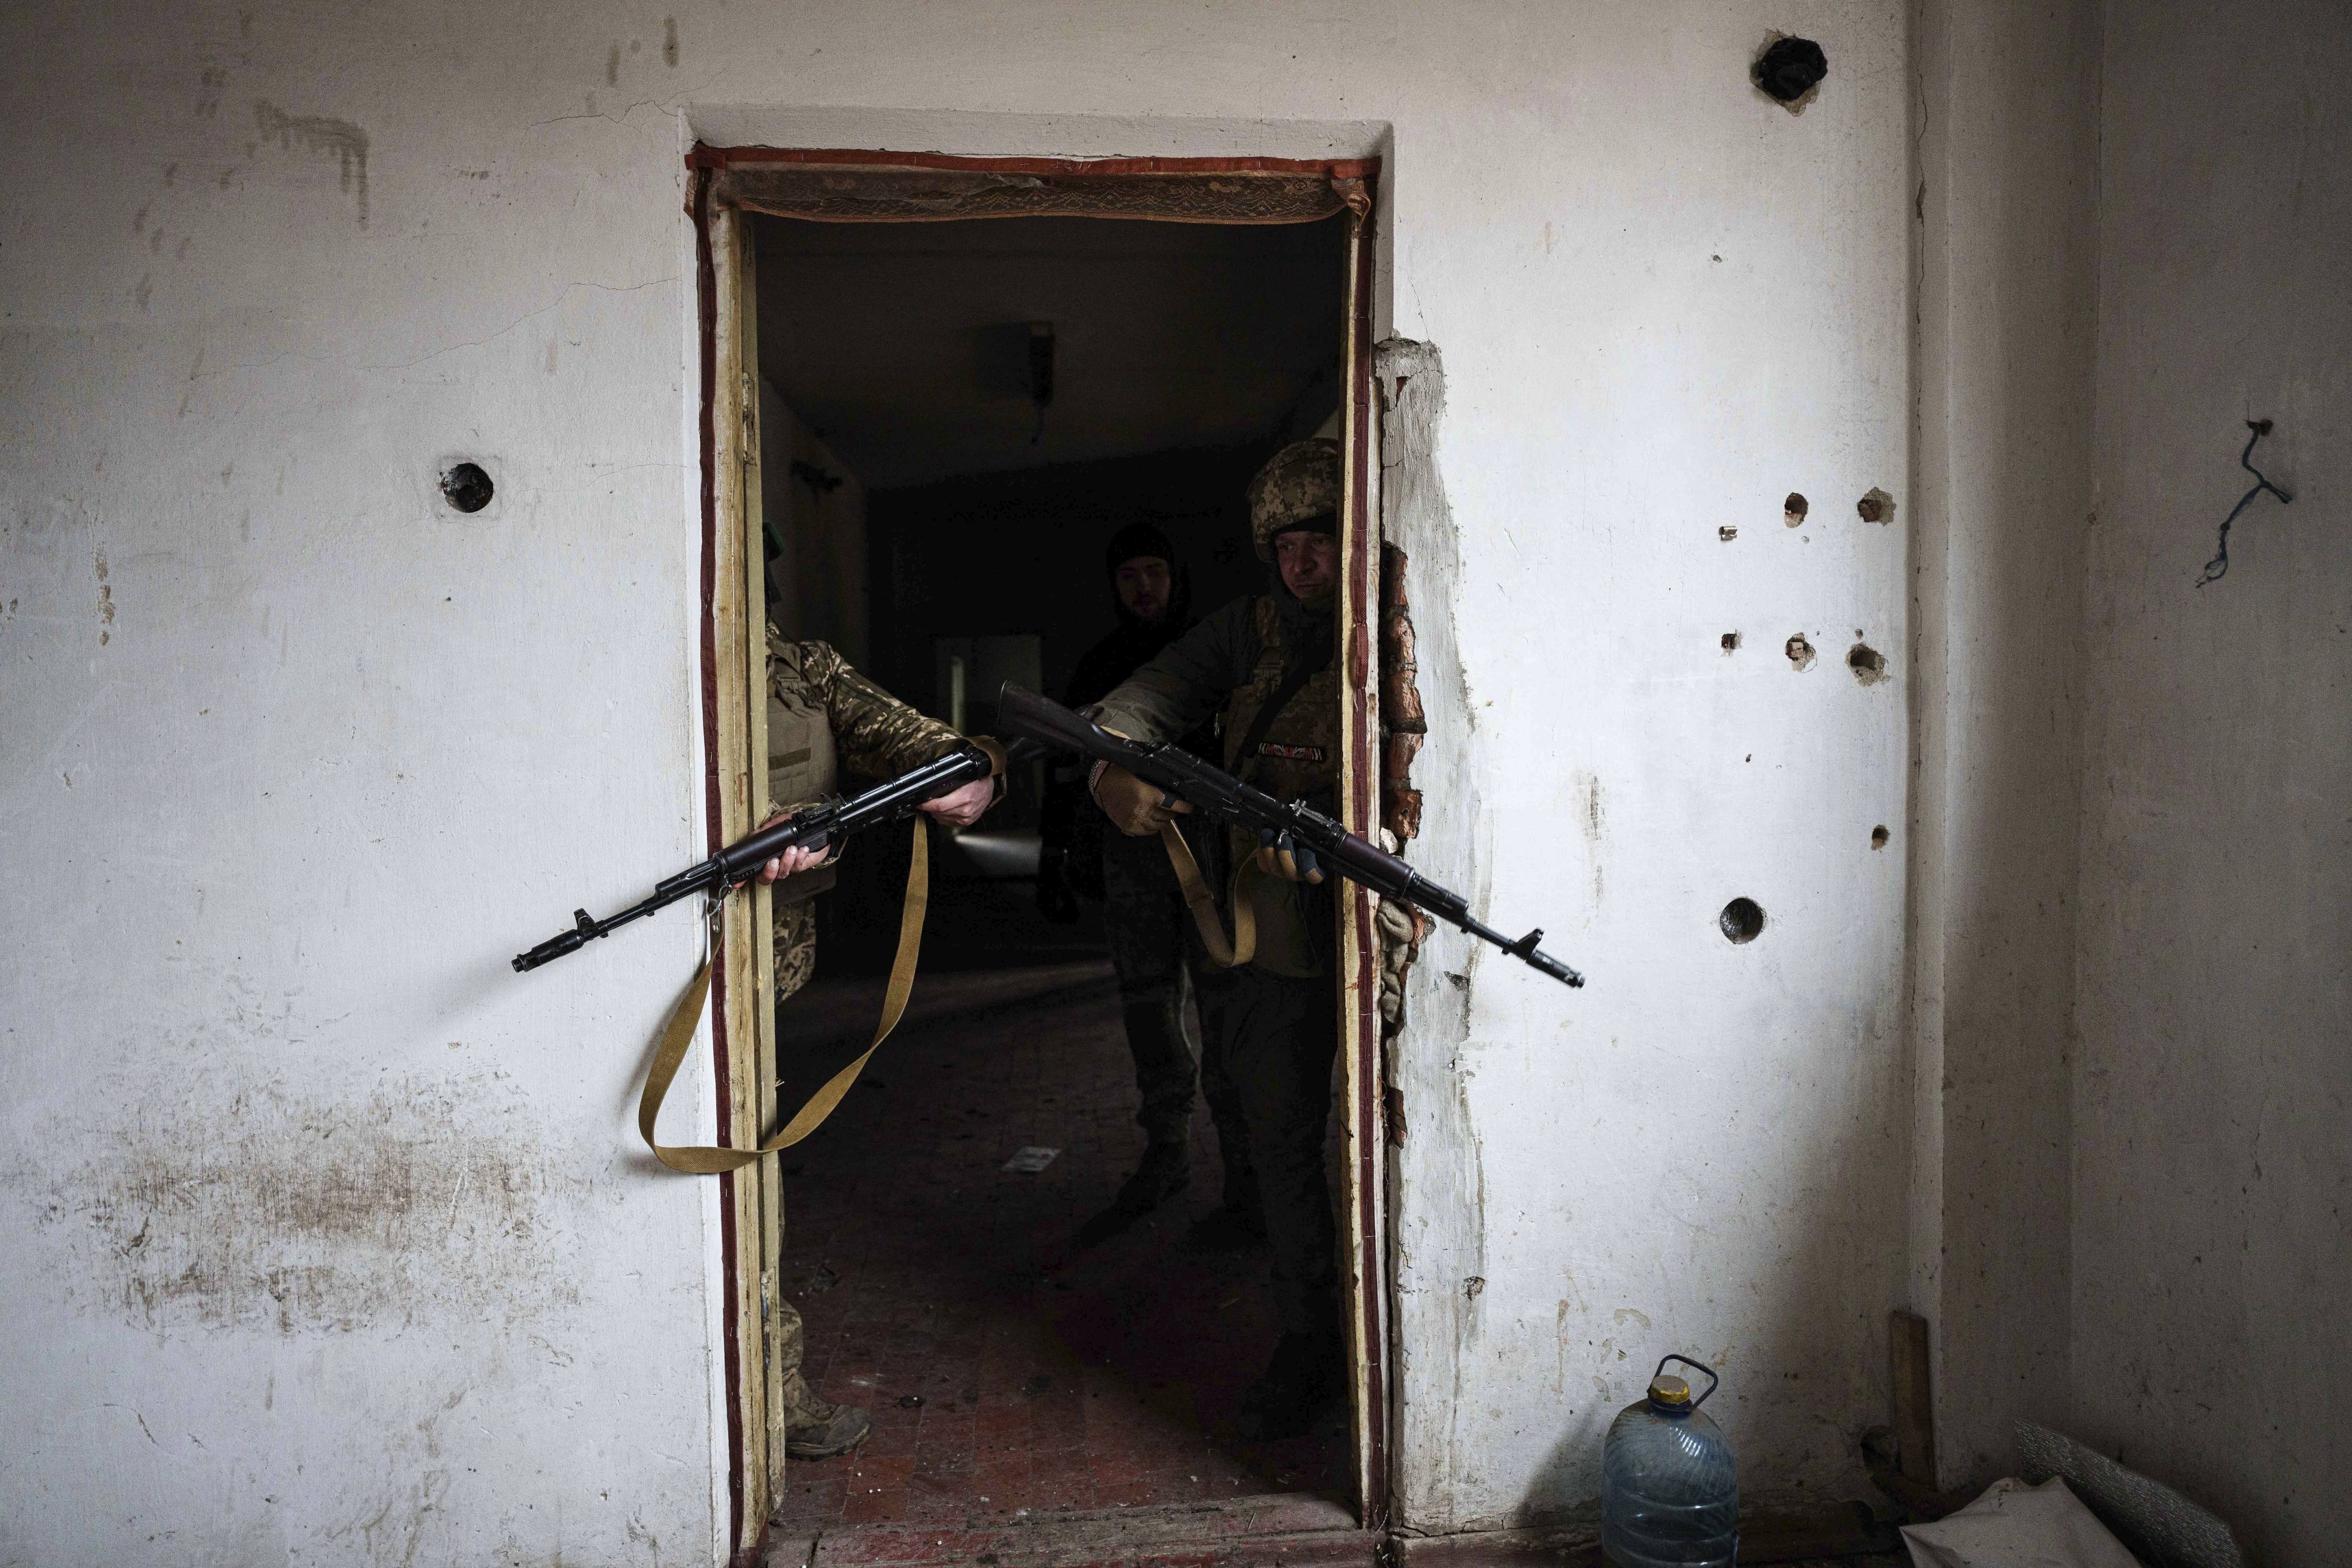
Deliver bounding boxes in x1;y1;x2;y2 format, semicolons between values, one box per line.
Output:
772;897;818;1002
1100;828;1250;1180
1195;963;1341;1335
774;1297;835;1426
771;898;829;1428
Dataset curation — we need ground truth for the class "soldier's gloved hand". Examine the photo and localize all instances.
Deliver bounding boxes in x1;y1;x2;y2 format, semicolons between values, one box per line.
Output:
1092;764;1191;837
1253;827;1324;885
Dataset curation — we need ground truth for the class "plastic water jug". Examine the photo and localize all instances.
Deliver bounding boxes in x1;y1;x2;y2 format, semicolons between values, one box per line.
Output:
1600;1354;1738;1567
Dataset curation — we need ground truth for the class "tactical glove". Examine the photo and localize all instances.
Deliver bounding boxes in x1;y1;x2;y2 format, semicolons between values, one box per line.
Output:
1252;827;1325;885
1092;763;1191;837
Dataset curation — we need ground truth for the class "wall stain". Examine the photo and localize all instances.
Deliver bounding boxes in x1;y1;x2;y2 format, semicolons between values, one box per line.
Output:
1572;770;1604;907
20;1073;579;1336
253;101;370;226
95;549;114;644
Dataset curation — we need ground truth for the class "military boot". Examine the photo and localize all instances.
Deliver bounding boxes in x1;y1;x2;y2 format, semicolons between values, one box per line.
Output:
783;1395;871;1461
1236;1329;1346;1440
1077;1137;1191;1248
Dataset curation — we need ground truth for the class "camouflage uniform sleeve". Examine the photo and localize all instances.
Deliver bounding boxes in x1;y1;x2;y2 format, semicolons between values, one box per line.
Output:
795;640;964;781
1090;594;1261;744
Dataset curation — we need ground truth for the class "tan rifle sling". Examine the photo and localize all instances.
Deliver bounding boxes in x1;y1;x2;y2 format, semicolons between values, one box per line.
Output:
635;740;1002;1174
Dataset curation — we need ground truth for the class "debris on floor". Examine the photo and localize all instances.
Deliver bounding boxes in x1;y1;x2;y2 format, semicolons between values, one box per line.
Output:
1901;1476;2139;1568
772;964;1346;1546
2017;1423;2246;1568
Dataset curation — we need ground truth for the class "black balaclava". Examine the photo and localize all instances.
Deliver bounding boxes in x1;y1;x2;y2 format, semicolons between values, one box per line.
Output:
1061;520;1198;710
1102;519;1191;629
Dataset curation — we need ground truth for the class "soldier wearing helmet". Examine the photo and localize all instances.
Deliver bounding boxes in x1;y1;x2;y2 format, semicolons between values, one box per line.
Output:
1084;437;1349;1439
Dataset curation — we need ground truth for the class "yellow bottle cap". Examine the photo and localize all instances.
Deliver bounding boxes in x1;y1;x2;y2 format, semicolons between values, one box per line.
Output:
1648;1374;1692;1407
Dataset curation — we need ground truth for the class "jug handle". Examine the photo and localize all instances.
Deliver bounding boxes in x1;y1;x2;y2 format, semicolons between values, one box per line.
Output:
1655;1354;1720;1409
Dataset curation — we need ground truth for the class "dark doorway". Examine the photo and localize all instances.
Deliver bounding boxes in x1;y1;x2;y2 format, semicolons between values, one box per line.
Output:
752;211;1354;1542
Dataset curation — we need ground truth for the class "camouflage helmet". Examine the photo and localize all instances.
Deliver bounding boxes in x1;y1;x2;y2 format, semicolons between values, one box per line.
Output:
1247;438;1342;560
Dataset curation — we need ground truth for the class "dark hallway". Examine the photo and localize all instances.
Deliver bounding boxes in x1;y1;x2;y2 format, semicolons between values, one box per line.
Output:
766;963;1350;1551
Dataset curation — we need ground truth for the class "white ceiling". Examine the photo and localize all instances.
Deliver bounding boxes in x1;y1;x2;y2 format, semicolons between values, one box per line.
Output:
751;213;1346;490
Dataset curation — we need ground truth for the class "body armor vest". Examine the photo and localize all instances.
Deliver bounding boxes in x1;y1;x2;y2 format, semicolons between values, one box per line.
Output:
1218;596;1341;977
766;631;840;906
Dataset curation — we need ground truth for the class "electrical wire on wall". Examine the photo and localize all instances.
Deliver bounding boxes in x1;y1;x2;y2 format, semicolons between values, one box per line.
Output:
2197;420;2294;586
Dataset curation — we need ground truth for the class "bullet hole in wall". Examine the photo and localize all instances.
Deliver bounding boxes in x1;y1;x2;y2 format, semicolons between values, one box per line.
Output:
1857;487;1895;524
1847;642;1887;685
1755;36;1828;107
1871;825;1890;850
1721;631;1741;652
1785;633;1816;671
1720;897;1766;944
1783;492;1809;528
441;462;493;513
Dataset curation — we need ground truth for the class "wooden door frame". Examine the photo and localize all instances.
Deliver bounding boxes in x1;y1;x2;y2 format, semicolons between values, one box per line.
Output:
688;145;1390;1557
691;166;783;1563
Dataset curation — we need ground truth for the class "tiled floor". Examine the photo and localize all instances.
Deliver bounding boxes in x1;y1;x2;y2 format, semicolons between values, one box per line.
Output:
770;961;1350;1538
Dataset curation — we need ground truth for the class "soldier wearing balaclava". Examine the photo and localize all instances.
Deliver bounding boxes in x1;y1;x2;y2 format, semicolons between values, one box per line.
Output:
1038;522;1253;1251
1083;438;1348;1439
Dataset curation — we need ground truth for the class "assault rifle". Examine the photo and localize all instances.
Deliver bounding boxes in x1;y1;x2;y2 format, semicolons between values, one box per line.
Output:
996;683;1584;987
512;740;1002;972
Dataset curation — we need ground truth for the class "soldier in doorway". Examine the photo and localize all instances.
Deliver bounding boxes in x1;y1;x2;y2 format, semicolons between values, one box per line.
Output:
1084;439;1351;1439
1037;523;1258;1248
752;632;998;1458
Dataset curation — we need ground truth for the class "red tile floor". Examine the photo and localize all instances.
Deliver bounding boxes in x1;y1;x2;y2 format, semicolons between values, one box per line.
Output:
767;962;1350;1543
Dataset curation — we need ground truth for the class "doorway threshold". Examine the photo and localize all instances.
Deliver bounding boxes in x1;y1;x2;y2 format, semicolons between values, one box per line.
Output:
769;1492;1375;1567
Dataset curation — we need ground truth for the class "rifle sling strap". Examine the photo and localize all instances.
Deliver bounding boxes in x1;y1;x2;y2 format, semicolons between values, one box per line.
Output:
1230;639;1333;787
636;809;939;1174
1158;634;1329;969
1159;821;1258;970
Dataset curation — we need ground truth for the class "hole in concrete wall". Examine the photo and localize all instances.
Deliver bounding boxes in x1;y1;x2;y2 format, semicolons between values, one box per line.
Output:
1721;631;1741;653
440;462;493;513
1785;633;1816;671
1720;897;1766;944
1783;492;1809;528
1856;487;1894;524
1754;36;1828;110
1847;642;1887;684
1871;825;1890;849
1718;525;1738;542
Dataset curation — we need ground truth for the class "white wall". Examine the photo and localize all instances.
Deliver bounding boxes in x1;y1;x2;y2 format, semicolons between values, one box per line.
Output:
1907;0;2099;1486
1374;5;1913;1532
0;8;726;1564
2073;2;2352;1562
5;2;1922;1559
